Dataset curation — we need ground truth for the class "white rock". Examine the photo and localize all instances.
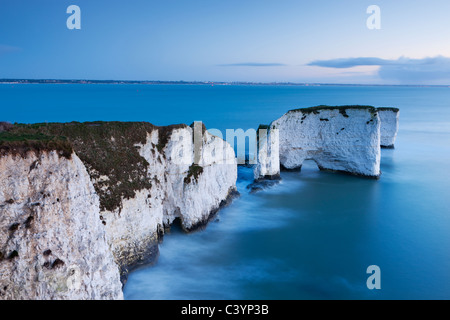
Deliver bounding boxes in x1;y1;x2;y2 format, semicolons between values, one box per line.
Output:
101;125;238;275
0;151;123;300
0;122;238;298
378;108;400;148
254;125;280;180
257;107;381;178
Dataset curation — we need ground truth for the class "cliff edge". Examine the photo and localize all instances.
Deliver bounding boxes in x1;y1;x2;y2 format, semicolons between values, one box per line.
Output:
0;121;238;298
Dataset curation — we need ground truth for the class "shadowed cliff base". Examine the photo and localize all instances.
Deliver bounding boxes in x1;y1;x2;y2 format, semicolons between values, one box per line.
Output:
316;165;381;180
183;187;240;232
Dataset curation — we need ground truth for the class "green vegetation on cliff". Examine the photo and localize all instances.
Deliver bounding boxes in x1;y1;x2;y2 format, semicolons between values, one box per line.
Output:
287;105;398;117
0;121;187;212
377;107;400;112
184;164;204;184
288;105;378;115
0;124;73;159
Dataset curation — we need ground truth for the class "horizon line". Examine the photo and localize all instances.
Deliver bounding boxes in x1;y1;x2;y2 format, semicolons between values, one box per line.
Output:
1;78;449;88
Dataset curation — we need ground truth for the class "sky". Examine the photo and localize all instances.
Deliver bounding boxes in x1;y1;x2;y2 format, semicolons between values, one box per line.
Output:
1;0;450;84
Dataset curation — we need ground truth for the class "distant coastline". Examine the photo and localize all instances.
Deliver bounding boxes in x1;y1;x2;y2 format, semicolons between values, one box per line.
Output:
0;79;449;88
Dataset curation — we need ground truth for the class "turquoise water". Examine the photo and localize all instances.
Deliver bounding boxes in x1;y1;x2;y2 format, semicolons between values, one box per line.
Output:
2;84;450;299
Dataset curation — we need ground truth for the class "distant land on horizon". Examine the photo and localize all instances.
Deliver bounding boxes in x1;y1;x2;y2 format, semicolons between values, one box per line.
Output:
0;79;449;88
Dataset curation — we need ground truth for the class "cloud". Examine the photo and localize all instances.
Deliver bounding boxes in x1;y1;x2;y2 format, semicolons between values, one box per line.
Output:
308;57;389;69
219;62;287;67
307;56;450;84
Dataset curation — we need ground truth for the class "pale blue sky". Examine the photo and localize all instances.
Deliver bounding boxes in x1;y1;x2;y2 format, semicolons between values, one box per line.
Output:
1;0;450;84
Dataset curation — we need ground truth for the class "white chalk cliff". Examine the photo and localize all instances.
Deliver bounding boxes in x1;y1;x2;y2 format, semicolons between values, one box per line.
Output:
378;108;400;148
255;106;383;179
0;151;123;300
0;107;396;299
0;121;237;299
254;125;280;180
102;124;238;276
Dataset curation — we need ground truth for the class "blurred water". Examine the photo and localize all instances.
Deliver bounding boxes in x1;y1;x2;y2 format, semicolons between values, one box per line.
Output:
2;84;450;299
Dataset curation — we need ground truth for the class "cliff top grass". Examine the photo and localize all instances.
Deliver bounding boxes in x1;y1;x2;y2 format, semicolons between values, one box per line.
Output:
377;107;400;112
287;105;399;117
1;121;187;212
0;123;73;158
288;105;378;114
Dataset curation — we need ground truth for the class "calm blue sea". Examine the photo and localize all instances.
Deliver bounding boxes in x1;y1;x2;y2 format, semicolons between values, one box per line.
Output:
1;84;450;299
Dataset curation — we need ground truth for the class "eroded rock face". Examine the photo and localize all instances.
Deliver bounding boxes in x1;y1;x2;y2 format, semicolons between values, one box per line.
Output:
378;108;400;148
0;151;123;300
253;125;280;181
257;106;382;179
0;121;238;298
99;125;238;278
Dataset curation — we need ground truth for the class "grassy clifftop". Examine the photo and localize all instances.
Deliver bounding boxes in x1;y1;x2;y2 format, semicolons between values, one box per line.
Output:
287;105;399;117
377;107;400;112
0;121;187;212
288;105;378;116
0;131;73;159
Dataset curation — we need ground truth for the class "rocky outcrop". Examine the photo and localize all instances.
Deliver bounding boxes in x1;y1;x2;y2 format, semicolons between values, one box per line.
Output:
253;125;280;181
378;108;400;148
255;106;382;179
0;151;123;300
0;121;238;298
102;123;238;278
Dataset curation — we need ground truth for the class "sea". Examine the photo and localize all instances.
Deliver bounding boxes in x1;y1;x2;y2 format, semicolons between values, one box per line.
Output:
1;83;449;299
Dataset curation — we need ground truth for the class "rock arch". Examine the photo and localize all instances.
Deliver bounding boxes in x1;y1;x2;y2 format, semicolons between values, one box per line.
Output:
255;106;383;180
